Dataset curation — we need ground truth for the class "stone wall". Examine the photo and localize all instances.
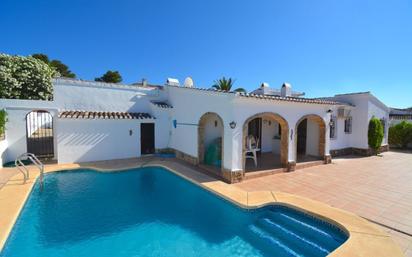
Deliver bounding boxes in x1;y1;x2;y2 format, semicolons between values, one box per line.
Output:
331;145;389;157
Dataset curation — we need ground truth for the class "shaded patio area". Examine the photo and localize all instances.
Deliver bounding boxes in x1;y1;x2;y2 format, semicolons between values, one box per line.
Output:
245;153;283;172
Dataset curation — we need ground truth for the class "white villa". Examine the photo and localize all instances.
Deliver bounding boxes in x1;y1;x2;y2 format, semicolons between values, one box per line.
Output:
0;78;389;183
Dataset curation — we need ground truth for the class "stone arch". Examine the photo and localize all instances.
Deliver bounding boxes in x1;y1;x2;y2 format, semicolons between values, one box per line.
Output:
294;114;326;158
242;112;289;169
198;112;224;169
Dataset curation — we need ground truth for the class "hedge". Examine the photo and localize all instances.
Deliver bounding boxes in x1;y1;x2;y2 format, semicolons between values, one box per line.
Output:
0;109;6;138
389;121;412;148
368;117;384;153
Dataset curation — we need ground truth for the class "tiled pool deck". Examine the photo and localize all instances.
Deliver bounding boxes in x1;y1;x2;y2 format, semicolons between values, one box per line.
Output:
237;151;412;256
0;155;405;256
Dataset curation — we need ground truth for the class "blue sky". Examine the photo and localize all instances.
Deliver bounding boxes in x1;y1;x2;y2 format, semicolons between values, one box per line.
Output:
1;0;411;108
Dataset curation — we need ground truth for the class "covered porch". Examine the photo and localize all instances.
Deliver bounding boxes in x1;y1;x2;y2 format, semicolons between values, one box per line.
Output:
242;112;327;179
242;113;289;178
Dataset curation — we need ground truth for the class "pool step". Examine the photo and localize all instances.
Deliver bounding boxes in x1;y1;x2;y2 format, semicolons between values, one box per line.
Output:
257;217;329;256
248;224;304;257
267;210;346;246
248;207;349;257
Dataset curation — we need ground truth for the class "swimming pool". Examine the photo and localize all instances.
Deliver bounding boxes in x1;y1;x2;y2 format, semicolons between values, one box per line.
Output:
1;167;347;257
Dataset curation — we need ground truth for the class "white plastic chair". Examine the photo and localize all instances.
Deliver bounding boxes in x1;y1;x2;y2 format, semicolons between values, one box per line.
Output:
245;135;260;167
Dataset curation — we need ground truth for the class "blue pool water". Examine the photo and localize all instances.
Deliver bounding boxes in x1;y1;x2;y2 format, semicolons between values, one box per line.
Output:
1;167;347;257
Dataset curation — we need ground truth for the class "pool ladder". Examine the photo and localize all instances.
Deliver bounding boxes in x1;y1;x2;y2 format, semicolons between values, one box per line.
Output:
15;153;45;191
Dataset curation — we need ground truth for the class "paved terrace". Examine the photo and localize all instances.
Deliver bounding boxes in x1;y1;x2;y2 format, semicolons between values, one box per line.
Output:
0;153;407;256
237;151;412;256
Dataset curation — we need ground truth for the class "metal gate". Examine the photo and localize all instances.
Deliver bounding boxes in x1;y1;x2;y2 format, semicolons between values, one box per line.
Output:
26;110;54;159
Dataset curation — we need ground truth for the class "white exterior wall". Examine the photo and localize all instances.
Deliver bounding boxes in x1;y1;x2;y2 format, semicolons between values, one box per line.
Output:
329;93;389;150
368;100;389;145
56;119;153;163
0;140;7;167
149;105;172;150
53;79;164;112
261;119;279;153
330;99;368;150
167;86;234;171
202;114;224;148
306;119;320;156
0;80;390;169
0;99;58;163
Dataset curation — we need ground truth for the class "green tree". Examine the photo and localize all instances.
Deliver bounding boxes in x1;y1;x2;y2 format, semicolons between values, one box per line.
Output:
0;109;7;137
212;77;246;93
50;60;75;78
0;54;55;100
389;121;412;148
32;53;76;78
95;70;122;83
368;117;384;154
32;53;50;64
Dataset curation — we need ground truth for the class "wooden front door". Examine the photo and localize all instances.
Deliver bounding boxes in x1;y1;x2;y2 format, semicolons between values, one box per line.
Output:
141;123;155;155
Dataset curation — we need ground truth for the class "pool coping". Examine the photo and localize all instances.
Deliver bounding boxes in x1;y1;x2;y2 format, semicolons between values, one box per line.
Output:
0;160;404;257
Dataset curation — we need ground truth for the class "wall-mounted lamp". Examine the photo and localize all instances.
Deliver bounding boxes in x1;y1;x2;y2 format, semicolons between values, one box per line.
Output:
129;129;133;136
229;121;236;129
326;109;333;114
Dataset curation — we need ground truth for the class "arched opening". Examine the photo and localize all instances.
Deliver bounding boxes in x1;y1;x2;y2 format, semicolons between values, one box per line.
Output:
295;114;325;163
26;110;54;159
198;112;224;171
242;112;289;173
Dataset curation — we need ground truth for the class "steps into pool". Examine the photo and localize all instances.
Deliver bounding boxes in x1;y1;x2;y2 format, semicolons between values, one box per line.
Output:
248;208;346;257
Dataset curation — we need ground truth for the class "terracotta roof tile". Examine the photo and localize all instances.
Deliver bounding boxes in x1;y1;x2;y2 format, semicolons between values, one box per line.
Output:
167;85;350;106
238;93;349;106
58;111;154;120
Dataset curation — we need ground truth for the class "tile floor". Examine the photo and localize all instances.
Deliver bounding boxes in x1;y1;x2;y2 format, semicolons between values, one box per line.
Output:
236;151;412;255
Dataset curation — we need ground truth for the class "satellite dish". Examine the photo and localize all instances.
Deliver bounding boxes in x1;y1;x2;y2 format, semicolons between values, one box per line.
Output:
183;77;194;88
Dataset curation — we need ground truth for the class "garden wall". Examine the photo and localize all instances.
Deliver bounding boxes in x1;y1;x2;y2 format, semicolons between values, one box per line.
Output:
56;119;151;163
0;140;7;167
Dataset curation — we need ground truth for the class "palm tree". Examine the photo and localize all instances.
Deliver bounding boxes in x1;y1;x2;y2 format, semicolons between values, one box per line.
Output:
212;77;246;93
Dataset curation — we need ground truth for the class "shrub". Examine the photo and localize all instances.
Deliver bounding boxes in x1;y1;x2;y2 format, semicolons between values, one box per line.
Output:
389;121;412;148
0;109;7;138
0;53;56;100
368;117;384;154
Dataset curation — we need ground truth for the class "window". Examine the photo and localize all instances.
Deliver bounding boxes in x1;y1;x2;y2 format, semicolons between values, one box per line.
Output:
330;116;337;139
344;116;352;134
380;118;386;134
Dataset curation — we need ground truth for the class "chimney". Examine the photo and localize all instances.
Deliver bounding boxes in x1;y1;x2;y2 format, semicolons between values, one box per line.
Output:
166;78;180;86
183;77;194;88
142;78;148;87
281;83;292;97
261;82;269;88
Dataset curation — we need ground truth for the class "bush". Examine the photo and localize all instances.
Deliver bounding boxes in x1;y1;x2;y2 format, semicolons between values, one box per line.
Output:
389;121;412;148
368;117;384;154
0;109;7;138
0;53;56;100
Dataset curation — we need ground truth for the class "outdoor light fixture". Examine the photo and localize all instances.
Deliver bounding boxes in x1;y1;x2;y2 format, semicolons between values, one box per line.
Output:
229;121;236;129
327;109;333;113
